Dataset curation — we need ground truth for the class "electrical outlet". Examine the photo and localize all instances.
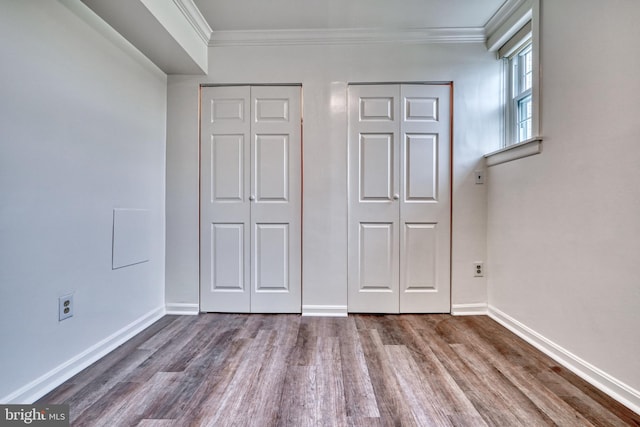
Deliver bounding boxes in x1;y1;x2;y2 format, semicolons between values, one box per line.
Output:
59;294;73;321
474;262;484;277
475;170;485;184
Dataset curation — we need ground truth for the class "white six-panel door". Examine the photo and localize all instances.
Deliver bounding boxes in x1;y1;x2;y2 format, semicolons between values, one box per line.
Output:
200;85;301;313
250;86;301;313
347;85;401;313
348;84;451;313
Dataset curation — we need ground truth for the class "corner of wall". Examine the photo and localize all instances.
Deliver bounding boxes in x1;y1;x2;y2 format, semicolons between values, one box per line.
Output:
2;307;165;404
488;306;640;415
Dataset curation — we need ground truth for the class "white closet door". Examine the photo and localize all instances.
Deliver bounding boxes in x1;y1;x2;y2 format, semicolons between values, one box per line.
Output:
200;85;301;313
348;85;401;313
348;84;451;314
200;86;251;312
399;84;451;313
250;86;301;313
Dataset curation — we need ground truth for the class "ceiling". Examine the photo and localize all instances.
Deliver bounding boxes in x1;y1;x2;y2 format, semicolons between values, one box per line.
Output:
193;0;508;32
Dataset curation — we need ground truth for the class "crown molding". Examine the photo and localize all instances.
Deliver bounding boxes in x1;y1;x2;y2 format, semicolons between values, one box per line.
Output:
209;27;486;47
484;0;528;38
172;0;212;44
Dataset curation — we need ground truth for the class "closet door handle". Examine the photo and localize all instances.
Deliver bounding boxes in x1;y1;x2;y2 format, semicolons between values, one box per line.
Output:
249;195;256;201
393;194;400;200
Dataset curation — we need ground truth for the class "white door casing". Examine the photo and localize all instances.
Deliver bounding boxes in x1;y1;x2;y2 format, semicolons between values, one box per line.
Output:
348;84;451;313
200;85;301;313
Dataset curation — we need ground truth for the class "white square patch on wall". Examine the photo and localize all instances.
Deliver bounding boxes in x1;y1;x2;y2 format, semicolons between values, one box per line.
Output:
112;208;151;269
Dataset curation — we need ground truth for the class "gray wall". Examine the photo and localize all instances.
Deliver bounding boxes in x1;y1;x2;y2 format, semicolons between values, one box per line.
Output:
487;0;640;394
0;0;167;400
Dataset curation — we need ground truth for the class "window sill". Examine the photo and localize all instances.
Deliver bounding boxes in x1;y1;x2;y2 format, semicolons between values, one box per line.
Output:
484;137;543;167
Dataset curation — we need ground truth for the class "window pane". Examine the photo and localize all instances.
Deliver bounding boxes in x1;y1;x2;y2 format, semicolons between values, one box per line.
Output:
506;37;534;147
518;44;533;93
517;95;532;142
523;47;533;91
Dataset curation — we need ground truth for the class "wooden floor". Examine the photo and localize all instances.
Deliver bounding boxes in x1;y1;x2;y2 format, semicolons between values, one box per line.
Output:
39;314;639;426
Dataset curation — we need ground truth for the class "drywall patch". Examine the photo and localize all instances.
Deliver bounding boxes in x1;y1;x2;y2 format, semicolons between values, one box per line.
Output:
112;208;151;269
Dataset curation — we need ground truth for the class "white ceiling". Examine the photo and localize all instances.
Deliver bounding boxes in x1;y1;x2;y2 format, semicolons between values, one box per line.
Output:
194;0;508;32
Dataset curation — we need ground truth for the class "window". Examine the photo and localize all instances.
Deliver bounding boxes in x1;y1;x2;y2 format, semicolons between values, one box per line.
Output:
484;0;541;165
501;21;534;147
512;42;533;142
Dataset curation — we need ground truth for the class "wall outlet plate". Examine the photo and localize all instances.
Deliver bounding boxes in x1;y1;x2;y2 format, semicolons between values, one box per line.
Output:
474;262;484;277
59;294;73;321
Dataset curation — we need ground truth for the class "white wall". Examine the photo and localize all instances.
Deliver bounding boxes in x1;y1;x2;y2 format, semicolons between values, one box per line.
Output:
166;42;500;312
487;0;640;399
0;1;167;401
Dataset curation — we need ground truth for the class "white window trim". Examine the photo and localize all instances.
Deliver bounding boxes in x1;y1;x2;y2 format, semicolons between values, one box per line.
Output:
485;136;543;167
486;0;542;165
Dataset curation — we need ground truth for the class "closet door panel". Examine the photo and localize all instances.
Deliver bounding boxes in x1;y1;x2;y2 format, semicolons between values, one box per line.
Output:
348;84;401;313
400;84;451;313
200;86;251;313
250;86;301;313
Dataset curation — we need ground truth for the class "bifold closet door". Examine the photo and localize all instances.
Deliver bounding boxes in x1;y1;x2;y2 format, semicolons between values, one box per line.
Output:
200;85;301;313
347;84;451;313
250;86;301;313
347;85;401;313
201;86;251;313
399;84;451;313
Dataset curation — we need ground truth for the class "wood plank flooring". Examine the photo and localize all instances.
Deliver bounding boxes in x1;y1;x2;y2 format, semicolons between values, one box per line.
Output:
38;314;640;426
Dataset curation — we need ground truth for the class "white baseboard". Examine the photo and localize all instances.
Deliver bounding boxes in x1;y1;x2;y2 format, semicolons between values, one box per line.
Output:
2;306;166;404
302;305;348;317
488;306;640;415
451;303;488;316
165;303;199;315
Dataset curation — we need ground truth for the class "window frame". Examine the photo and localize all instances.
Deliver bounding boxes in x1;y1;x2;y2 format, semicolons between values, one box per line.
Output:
484;0;542;165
